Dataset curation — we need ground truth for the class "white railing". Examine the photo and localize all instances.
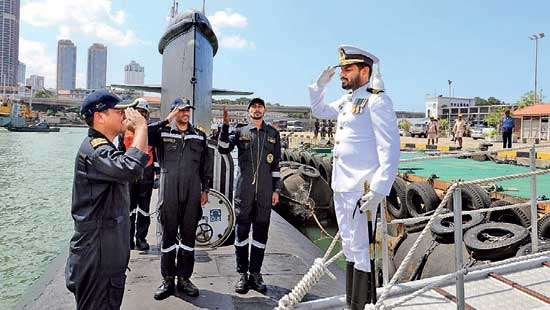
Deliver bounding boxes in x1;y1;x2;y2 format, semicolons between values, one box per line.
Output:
276;143;550;310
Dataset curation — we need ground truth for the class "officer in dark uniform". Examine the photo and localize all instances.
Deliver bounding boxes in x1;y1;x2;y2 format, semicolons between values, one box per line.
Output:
117;98;157;251
218;97;281;294
148;98;212;300
65;90;150;310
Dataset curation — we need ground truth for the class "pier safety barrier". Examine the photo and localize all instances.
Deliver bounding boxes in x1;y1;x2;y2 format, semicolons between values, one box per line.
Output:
276;144;550;310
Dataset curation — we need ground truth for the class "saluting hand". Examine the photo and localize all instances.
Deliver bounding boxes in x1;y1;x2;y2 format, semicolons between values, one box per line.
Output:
316;66;336;89
223;107;230;125
272;192;279;206
165;108;180;123
125;108;146;130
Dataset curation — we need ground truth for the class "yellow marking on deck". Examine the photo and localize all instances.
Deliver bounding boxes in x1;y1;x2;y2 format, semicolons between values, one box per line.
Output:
497;151;517;158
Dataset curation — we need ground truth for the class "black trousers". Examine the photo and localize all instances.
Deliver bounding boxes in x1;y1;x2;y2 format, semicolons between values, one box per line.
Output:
502;131;513;148
159;183;202;279
234;199;271;273
129;181;153;242
66;220;130;310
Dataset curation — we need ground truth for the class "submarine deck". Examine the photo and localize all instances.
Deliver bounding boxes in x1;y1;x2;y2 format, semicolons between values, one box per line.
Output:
17;209;344;310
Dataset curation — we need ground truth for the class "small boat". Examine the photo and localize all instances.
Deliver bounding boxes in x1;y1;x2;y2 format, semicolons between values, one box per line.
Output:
7;122;60;133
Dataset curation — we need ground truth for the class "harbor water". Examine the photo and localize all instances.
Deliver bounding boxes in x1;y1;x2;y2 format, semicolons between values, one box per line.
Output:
0;127;85;309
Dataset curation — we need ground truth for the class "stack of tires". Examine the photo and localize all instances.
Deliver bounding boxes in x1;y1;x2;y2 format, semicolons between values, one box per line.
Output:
282;148;333;186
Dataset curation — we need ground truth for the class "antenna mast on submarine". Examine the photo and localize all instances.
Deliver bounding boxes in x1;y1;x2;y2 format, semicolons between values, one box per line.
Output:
170;0;179;18
202;0;205;14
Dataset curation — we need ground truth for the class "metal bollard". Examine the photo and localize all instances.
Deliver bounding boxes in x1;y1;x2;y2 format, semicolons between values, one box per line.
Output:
453;187;465;310
530;145;539;253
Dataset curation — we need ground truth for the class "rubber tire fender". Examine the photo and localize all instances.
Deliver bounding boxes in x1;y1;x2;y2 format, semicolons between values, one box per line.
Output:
299;151;313;166
289;150;301;163
447;184;488;211
464;222;529;261
405;182;441;217
488;200;531;228
298;164;321;179
431;212;485;244
387;177;409;219
538;213;550;240
281;149;289;161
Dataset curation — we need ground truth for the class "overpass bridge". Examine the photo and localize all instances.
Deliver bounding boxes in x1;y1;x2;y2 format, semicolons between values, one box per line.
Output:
19;97;312;116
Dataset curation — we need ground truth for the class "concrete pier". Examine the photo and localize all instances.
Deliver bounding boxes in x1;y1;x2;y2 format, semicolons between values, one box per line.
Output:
17;210;344;309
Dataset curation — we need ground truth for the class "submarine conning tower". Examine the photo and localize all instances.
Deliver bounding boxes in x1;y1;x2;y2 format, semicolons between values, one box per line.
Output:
158;10;219;133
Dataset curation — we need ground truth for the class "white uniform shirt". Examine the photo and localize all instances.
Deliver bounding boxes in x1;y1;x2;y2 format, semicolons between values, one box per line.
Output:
308;83;400;194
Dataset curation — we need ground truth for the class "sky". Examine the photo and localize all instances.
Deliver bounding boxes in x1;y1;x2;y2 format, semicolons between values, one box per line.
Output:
17;0;550;112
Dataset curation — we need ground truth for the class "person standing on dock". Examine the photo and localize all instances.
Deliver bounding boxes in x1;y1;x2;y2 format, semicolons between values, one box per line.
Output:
218;98;281;295
327;120;334;139
453;114;467;149
308;45;400;309
148;98;212;300
314;118;320;139
427;117;439;146
500;110;515;149
117;98;157;252
66;90;150;310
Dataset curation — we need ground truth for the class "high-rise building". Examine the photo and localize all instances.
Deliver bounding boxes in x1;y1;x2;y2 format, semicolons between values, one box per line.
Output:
17;61;26;85
87;43;107;90
57;40;77;91
0;0;20;88
124;60;145;85
26;75;45;91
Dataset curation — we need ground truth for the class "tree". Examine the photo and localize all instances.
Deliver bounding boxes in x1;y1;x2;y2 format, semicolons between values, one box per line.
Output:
486;97;503;105
34;89;54;98
516;90;544;109
474;97;488;106
398;119;411;131
475;96;504;106
439;119;449;131
484;107;506;127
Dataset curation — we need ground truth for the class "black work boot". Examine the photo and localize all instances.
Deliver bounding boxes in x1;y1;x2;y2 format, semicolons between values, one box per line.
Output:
345;262;355;308
235;272;249;294
154;276;175;300
177;277;199;297
136;239;150;251
351;269;372;310
248;272;267;294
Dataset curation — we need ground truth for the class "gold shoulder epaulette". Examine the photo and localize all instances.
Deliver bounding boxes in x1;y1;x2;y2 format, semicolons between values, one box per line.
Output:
367;88;384;94
90;138;109;149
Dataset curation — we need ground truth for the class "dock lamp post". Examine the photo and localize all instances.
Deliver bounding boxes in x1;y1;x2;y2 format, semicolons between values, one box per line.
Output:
530;33;545;105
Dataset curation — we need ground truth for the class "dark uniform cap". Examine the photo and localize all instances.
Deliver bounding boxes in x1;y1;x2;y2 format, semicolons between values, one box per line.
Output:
247;97;265;109
80;90;124;118
171;98;195;110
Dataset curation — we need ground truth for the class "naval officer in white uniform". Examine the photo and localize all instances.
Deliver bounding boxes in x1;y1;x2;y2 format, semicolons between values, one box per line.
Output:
308;45;400;309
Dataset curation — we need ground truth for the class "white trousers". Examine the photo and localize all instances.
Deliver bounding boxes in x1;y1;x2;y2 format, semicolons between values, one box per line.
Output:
334;191;373;272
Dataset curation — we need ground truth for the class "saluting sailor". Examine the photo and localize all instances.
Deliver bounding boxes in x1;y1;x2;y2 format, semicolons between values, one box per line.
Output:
148;98;213;300
308;46;400;309
217;98;281;295
66;90;149;310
